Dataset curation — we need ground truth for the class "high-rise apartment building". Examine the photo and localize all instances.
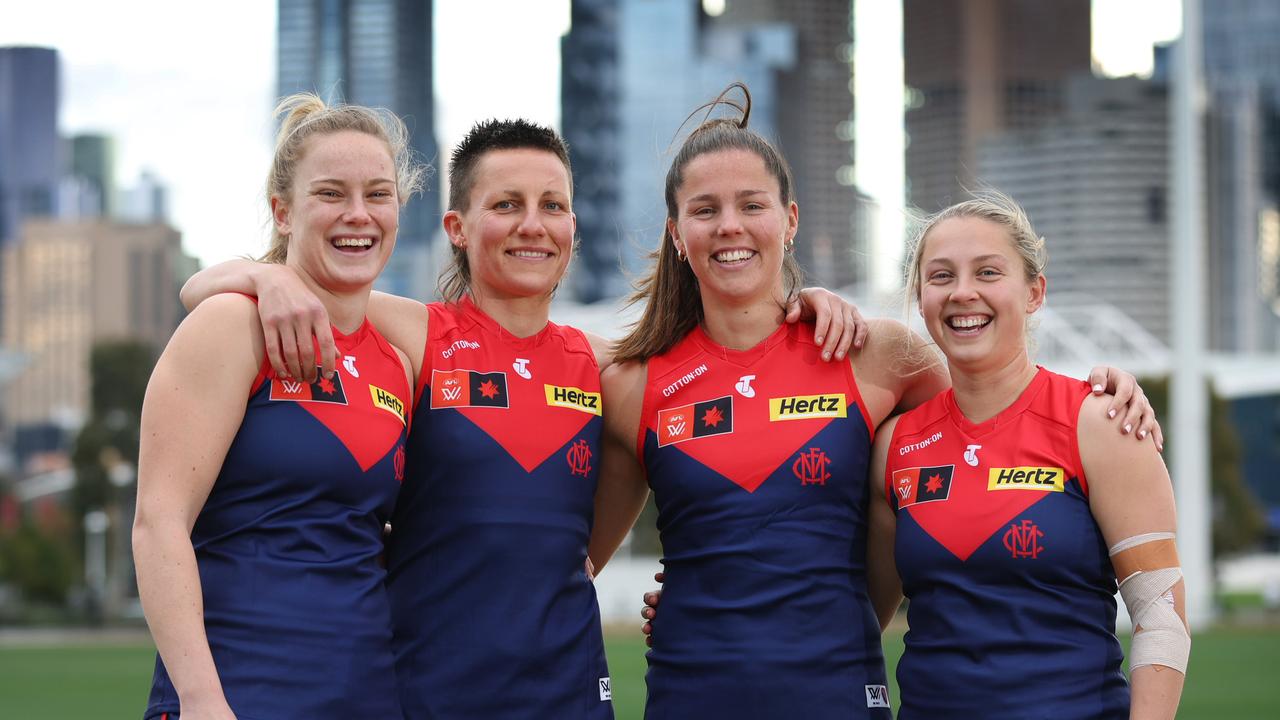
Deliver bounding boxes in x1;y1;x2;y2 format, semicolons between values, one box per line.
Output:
714;0;866;290
1202;0;1280;351
277;0;438;300
1;220;191;433
561;0;623;303
980;76;1171;342
68;134;117;219
903;0;1091;213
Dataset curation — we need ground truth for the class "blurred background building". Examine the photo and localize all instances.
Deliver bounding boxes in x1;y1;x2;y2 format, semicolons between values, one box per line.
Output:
276;0;440;301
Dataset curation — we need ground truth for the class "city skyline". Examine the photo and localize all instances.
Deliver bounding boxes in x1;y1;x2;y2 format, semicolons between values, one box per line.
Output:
0;0;1176;280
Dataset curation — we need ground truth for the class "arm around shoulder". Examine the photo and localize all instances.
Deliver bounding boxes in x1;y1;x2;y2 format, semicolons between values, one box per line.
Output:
588;360;649;573
852;318;948;427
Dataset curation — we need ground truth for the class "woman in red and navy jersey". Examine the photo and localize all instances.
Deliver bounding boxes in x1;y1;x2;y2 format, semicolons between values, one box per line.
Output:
867;192;1187;719
601;85;1160;719
179;114;861;718
133;94;423;720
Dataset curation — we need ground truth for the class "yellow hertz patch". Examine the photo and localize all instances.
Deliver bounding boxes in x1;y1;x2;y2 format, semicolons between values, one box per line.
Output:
987;466;1066;492
768;393;847;421
544;384;602;415
369;385;407;426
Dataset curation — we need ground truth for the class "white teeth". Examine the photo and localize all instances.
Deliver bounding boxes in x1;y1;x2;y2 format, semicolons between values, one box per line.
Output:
510;250;551;258
949;315;990;329
332;237;373;248
713;249;755;263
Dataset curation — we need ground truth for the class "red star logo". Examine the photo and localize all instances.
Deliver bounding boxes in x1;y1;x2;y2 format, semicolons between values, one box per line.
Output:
702;405;724;428
318;376;337;395
478;380;500;399
925;473;944;493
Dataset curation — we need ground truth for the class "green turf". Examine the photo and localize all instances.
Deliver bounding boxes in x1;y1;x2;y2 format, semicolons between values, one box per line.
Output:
1;627;1276;718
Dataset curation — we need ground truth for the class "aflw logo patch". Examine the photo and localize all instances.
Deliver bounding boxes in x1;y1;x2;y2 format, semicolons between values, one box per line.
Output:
657;396;733;446
988;466;1065;492
544;384;602;415
430;369;509;409
768;393;846;421
893;465;954;507
369;385;406;425
865;684;890;708
269;369;347;405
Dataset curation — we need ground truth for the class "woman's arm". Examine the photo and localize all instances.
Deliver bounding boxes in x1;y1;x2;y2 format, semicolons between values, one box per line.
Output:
133;294;264;720
1079;394;1186;720
587;361;651;573
867;415;904;631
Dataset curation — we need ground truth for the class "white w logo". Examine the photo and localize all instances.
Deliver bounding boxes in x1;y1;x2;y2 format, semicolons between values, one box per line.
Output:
281;380;303;394
666;422;686;437
897;485;913;500
442;386;462;401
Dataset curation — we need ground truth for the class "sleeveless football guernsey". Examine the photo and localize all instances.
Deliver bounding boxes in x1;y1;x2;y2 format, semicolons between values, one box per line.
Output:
884;367;1128;719
640;322;890;719
145;318;410;720
386;298;612;719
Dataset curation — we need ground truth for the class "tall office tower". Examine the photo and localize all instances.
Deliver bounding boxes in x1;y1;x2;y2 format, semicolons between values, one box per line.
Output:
277;0;438;300
561;0;623;303
0;47;60;342
1202;0;1280;351
713;0;866;290
68;134;117;219
1;220;191;437
980;76;1171;342
903;0;1091;213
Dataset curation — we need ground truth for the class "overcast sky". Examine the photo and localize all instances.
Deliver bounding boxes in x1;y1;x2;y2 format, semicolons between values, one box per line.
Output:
0;0;1178;292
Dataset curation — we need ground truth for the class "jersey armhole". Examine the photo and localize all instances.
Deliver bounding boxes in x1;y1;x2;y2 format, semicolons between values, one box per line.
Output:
843;358;876;444
634;363;653;477
881;416;909;512
1070;388;1091;497
414;303;439;408
248;357;273;398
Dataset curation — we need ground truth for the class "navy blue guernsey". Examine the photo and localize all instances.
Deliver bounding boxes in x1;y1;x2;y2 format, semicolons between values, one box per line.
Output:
386;298;612;719
883;368;1129;719
639;323;891;719
145;319;410;720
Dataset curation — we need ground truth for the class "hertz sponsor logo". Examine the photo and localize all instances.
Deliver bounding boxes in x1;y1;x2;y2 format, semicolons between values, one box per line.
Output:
988;466;1065;492
768;393;846;421
369;385;407;425
544;384;602;415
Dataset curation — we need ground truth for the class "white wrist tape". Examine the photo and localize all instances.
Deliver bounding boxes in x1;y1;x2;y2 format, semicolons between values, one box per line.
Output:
1109;532;1189;674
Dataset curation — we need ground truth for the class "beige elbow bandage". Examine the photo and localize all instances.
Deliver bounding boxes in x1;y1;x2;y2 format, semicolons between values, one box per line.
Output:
1109;532;1189;674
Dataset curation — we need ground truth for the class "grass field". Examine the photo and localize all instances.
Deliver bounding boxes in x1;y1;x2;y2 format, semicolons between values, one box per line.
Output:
1;627;1276;718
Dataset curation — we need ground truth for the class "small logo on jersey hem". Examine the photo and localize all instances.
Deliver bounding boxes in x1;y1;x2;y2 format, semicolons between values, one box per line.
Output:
769;393;846;421
598;677;612;701
369;385;407;425
657;396;733;446
545;384;602;415
893;465;954;507
269;369;348;405
988;466;1065;492
865;684;890;708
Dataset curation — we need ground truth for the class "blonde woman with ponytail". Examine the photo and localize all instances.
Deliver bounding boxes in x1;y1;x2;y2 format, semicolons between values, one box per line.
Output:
133;94;423;720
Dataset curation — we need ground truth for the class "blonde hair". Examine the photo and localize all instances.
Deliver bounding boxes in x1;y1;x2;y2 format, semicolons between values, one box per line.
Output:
613;82;802;363
261;93;428;263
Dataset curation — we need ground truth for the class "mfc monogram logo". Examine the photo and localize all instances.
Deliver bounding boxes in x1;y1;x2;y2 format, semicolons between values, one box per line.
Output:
567;439;594;478
793;447;832;485
393;445;406;482
1003;519;1044;559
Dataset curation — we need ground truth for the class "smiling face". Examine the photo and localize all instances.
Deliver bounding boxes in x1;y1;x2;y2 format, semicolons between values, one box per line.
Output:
272;129;399;294
917;216;1046;372
668;148;798;307
445;147;575;302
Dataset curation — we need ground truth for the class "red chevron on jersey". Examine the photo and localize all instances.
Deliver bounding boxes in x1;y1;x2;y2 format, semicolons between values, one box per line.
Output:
423;300;599;473
260;324;409;472
885;368;1090;562
643;324;873;494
